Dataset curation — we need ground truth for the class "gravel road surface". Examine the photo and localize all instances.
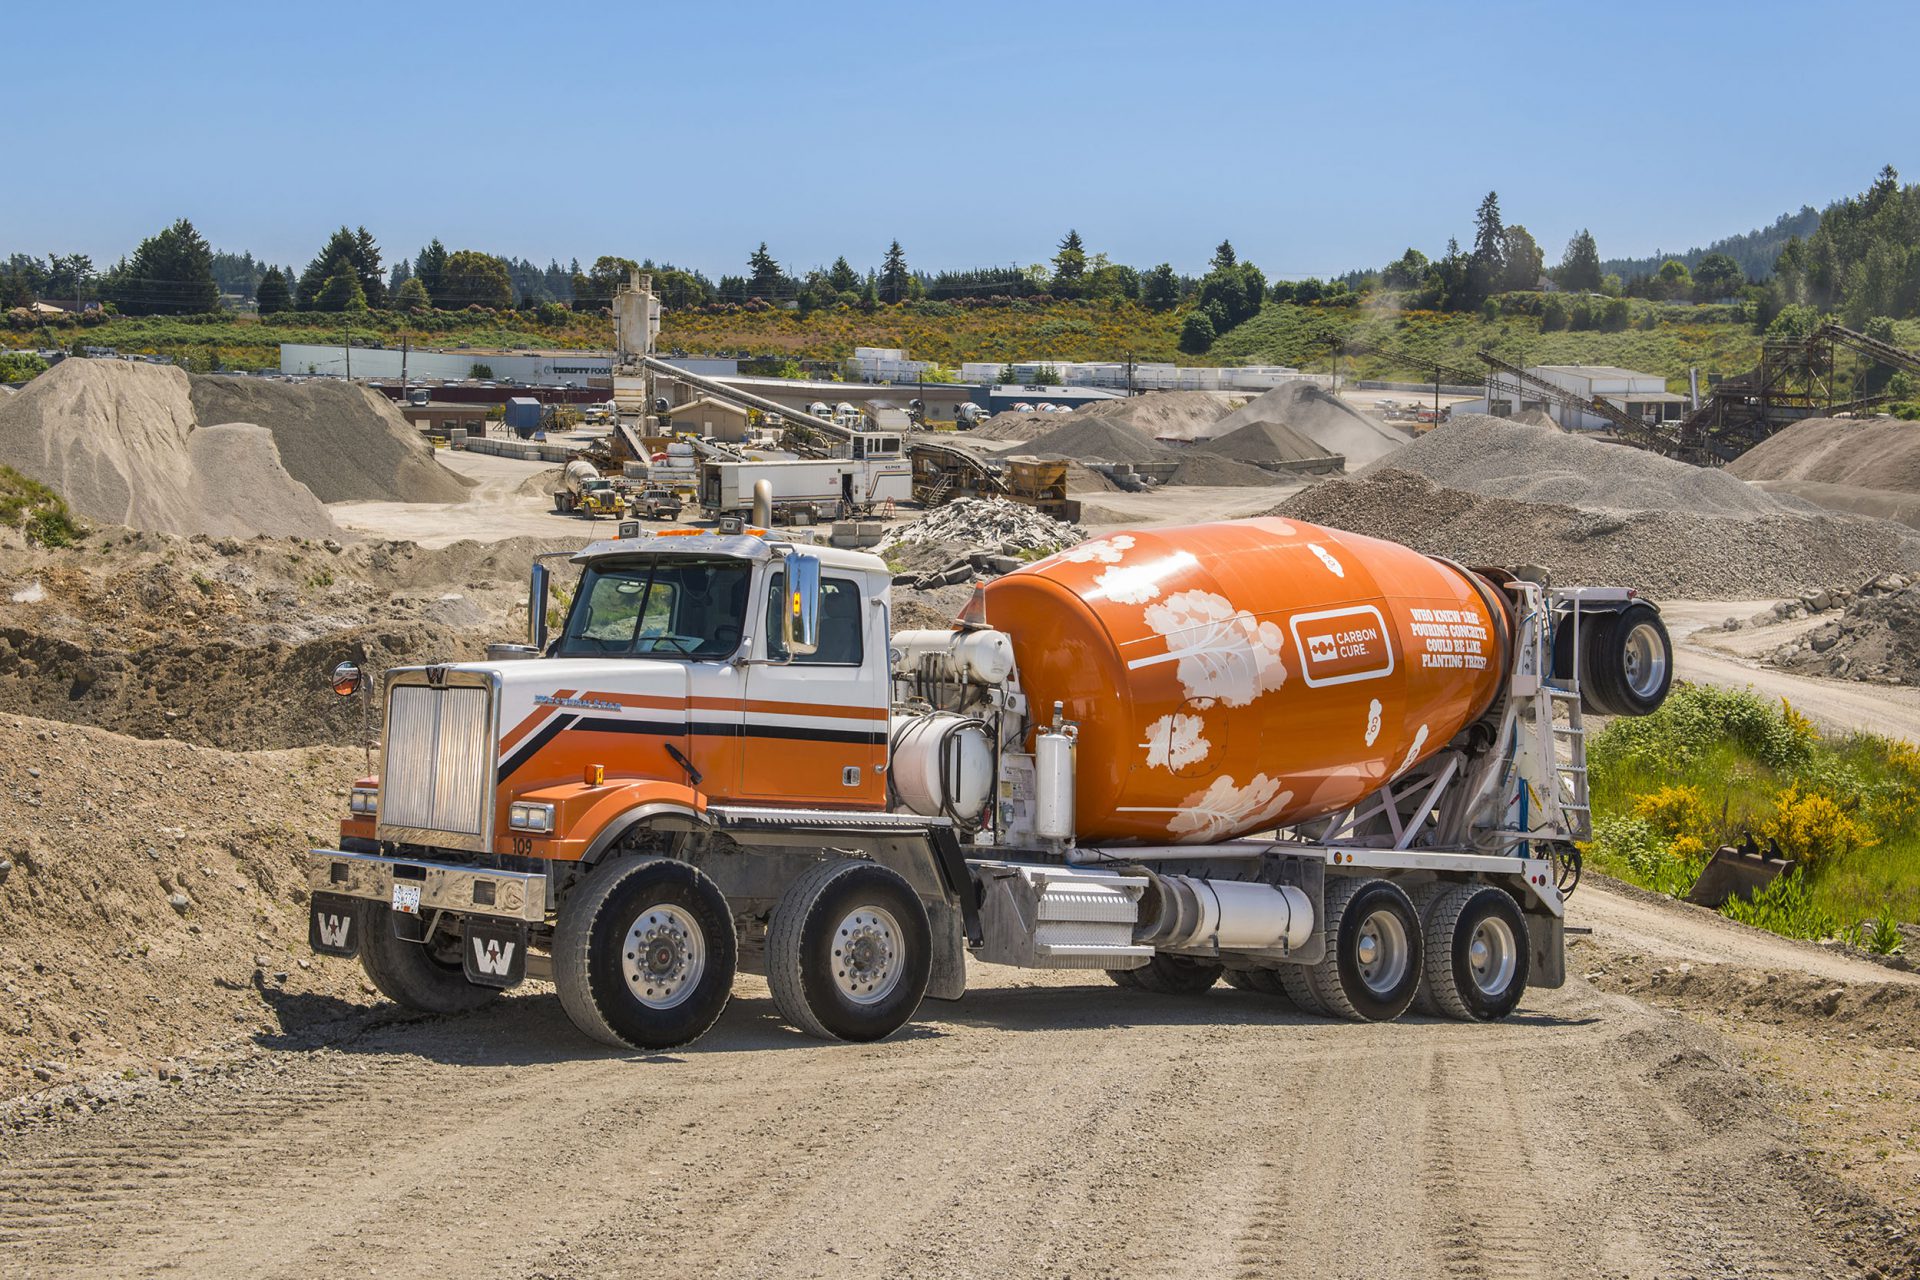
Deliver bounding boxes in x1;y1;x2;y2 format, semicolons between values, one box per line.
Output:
0;931;1876;1280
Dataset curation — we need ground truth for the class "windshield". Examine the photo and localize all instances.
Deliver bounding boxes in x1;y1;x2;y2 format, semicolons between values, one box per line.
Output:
555;556;751;658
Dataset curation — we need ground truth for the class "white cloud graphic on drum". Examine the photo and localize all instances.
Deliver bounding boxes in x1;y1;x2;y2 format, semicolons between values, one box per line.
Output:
1307;543;1345;578
1137;589;1288;707
1167;774;1295;842
1393;723;1430;778
1141;712;1210;771
1365;698;1382;746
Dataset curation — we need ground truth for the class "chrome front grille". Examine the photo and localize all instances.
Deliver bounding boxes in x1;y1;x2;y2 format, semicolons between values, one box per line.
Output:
381;683;492;843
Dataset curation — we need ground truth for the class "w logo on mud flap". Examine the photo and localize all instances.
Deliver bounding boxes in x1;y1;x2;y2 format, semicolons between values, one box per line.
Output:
317;914;352;948
462;921;528;987
471;937;517;976
309;893;360;958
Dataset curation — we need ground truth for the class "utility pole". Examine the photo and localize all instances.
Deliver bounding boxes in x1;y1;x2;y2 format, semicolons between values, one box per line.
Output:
344;316;350;381
400;331;409;401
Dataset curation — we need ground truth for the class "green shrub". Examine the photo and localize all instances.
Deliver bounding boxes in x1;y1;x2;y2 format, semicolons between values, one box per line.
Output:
1719;868;1838;940
0;465;83;546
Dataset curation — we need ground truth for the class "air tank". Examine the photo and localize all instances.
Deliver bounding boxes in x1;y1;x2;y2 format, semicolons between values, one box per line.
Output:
976;517;1510;844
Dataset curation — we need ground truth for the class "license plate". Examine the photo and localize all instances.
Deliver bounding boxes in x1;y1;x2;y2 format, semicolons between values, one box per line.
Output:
391;881;422;914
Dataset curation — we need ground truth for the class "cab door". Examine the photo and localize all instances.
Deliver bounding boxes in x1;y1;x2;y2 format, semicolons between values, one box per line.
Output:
739;570;887;807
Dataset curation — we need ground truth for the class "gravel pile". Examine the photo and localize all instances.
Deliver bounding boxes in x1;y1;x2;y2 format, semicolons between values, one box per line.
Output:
1277;470;1916;599
1207;382;1410;466
976;391;1241;443
1197;418;1342;468
189;375;471;504
1164;453;1294;487
877;497;1085;572
1018;417;1171;464
1729;415;1920;492
1771;577;1920;683
0;361;338;539
1364;414;1783;515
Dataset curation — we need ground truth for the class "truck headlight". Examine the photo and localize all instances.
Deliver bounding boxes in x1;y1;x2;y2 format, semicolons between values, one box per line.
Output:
349;787;378;817
509;802;555;834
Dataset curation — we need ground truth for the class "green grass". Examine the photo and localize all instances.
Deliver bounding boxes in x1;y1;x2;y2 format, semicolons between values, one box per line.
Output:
0;464;83;546
1585;683;1916;947
0;296;1805;390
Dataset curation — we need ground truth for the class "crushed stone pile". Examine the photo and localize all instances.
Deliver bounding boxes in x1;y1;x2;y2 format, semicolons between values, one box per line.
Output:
1197;419;1343;468
1164;453;1294;487
1771;578;1920;684
1206;382;1409;467
189;375;471;504
0;360;337;539
877;497;1085;572
1367;414;1786;515
1017;417;1171;465
1277;470;1915;599
976;390;1243;443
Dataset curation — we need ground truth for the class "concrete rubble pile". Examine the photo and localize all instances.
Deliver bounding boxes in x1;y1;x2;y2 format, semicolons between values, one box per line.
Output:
877;496;1086;585
1767;574;1920;684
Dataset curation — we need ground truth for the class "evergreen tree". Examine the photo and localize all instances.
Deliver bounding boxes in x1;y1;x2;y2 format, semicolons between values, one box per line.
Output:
352;227;385;308
879;240;910;303
413;239;449;304
1499;225;1544;292
1210;240;1237;271
1051;229;1087;296
388;259;412;294
1464;191;1505;305
747;243;783;297
438;250;514;309
295;227;361;309
254;266;291;314
827;255;860;292
394;277;431;312
1557;229;1603;292
1178;309;1216;354
108;218;219;315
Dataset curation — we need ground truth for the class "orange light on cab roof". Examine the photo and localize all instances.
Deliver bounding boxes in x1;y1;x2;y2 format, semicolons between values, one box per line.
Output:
585;764;605;786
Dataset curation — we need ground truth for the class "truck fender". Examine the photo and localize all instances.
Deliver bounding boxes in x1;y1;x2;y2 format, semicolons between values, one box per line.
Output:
579;794;710;864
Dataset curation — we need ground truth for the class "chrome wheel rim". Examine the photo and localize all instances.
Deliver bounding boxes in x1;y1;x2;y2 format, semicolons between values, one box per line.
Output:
622;905;706;1009
1353;907;1410;996
833;906;903;1005
1621;622;1667;700
1467;916;1518;997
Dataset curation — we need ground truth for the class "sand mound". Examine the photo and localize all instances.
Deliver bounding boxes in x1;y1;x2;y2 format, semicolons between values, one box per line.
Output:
1278;470;1914;599
1366;413;1788;516
1729;416;1920;492
1206;382;1410;466
187;424;338;539
0;361;336;539
1019;417;1171;464
189;375;471;504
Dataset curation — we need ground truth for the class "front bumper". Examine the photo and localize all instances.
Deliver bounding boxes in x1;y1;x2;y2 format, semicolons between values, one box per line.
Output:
305;849;550;923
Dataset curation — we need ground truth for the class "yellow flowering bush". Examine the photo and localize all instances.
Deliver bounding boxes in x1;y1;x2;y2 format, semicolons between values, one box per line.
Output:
1759;785;1876;868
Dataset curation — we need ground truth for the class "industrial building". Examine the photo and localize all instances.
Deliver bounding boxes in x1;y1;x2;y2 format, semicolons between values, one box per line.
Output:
279;344;615;385
1460;365;1687;432
957;359;1321;392
398;401;490;435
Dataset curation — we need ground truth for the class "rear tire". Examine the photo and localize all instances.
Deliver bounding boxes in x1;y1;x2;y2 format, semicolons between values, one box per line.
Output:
1276;963;1324;1015
1225;967;1296;1005
1424;885;1530;1022
1123;954;1223;994
768;860;931;1042
358;910;500;1014
554;857;736;1051
1309;878;1423;1022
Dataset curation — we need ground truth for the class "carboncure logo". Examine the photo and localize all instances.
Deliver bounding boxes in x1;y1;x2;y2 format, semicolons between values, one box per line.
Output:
1289;605;1395;688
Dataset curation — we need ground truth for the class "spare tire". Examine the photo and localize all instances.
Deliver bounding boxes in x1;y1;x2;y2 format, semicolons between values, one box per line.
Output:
1583;602;1672;717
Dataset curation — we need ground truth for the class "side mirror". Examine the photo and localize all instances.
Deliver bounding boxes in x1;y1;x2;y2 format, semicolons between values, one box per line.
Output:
528;562;550;650
780;552;821;656
330;661;362;697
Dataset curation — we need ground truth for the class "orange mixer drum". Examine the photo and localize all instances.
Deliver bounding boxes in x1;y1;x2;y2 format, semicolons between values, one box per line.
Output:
977;517;1511;844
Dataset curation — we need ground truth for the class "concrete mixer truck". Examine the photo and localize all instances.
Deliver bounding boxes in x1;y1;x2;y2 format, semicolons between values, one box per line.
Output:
303;516;1671;1049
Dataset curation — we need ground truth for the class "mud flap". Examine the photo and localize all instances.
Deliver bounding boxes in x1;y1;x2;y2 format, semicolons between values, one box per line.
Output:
1529;913;1565;989
309;893;361;958
926;898;968;1001
462;918;529;988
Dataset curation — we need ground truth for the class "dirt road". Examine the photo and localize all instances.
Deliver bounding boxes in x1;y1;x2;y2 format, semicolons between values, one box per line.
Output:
0;911;1888;1280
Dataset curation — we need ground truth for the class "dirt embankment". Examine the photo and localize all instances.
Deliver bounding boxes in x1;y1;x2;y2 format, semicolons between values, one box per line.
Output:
0;715;372;1102
0;530;582;748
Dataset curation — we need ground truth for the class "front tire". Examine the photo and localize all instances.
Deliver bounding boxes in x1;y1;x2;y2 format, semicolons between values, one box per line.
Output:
358;910;501;1014
554;858;737;1051
1423;885;1530;1021
1309;878;1423;1022
768;860;931;1042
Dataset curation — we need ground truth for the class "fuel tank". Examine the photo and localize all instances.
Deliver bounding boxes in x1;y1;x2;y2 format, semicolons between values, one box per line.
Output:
976;517;1510;844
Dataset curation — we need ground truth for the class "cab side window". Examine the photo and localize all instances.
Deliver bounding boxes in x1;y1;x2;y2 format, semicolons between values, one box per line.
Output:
765;574;864;665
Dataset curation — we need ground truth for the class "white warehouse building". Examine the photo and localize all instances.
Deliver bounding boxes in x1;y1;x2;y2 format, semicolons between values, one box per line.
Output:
1460;365;1688;432
279;344;614;385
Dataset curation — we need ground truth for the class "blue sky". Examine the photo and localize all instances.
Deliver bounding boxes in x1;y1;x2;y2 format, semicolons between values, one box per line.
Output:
9;0;1918;280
